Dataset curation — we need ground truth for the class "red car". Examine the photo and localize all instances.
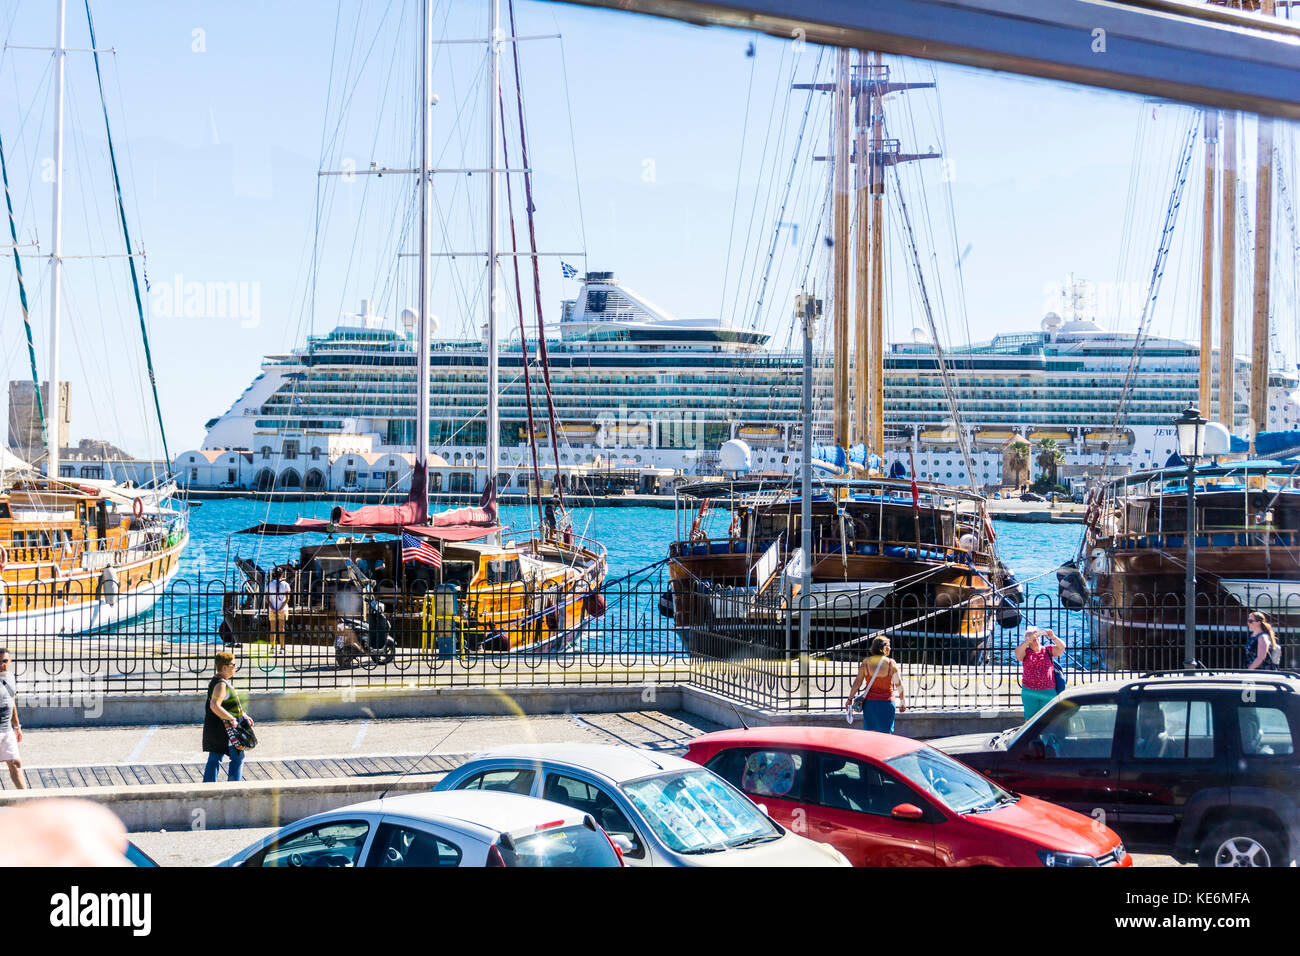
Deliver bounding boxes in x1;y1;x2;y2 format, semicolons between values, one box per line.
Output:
685;728;1131;867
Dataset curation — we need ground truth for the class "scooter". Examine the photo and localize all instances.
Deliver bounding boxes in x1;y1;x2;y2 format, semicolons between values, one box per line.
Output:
335;588;397;668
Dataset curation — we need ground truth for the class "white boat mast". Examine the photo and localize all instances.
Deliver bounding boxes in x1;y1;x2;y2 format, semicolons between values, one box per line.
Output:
486;0;501;502
46;0;67;482
416;0;432;475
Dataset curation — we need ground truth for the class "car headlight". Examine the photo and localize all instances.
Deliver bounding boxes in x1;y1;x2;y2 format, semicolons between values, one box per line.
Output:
1038;849;1099;867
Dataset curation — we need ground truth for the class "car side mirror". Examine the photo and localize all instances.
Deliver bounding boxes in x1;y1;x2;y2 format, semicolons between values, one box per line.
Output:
1023;739;1046;760
890;803;925;822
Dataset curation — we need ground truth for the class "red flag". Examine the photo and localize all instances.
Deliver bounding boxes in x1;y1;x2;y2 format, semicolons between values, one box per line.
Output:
907;450;920;515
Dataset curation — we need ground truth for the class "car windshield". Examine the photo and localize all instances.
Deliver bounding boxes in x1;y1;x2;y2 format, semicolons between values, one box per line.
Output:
504;826;622;867
887;747;1014;814
621;769;780;853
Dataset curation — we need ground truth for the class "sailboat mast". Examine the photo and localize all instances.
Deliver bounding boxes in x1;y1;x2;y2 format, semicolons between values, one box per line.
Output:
416;0;433;475
852;52;869;452
1220;108;1236;429
832;49;851;449
1249;0;1276;451
486;0;501;496
869;50;885;459
46;0;67;481
1199;109;1216;417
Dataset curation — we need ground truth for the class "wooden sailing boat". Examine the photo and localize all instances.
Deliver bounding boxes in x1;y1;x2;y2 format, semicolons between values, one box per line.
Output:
1;0;187;637
665;51;1013;662
1077;4;1298;670
221;0;606;661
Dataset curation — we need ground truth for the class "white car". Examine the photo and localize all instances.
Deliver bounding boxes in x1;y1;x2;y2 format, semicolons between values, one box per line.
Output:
435;744;851;867
215;791;623;867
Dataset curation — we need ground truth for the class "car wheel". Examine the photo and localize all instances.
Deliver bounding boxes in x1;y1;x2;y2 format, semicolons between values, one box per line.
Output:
1199;820;1286;867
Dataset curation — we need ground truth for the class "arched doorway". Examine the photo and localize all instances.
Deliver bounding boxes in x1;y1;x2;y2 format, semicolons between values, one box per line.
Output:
279;469;302;489
254;469;275;492
305;469;326;491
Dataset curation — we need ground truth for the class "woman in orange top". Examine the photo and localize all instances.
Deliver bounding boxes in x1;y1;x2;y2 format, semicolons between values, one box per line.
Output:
845;636;906;733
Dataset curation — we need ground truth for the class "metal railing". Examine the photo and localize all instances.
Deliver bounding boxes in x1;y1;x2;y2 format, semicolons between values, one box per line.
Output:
2;568;1295;712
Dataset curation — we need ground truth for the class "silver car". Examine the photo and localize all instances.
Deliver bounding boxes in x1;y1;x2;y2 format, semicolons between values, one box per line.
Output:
215;791;623;867
435;743;851;867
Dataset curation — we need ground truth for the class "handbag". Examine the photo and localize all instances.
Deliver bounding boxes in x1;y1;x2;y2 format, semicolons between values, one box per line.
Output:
1052;654;1067;694
221;681;257;751
849;656;889;714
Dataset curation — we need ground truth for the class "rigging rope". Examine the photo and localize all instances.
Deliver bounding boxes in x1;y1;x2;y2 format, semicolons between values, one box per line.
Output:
498;85;546;531
507;0;567;512
887;156;978;491
84;0;172;475
0;128;45;447
1077;115;1200;558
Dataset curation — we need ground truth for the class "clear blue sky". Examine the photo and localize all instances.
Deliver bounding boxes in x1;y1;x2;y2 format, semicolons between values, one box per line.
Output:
1;0;1296;458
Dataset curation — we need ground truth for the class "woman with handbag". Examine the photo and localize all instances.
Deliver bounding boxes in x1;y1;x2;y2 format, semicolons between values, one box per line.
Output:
202;650;254;783
1245;609;1282;671
845;637;906;733
1015;626;1064;719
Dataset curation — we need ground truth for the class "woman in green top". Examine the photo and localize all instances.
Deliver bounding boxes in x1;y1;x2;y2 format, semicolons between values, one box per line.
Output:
202;650;253;782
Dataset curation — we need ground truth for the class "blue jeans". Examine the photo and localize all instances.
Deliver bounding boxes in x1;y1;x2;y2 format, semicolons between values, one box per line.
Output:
862;700;896;734
203;746;245;782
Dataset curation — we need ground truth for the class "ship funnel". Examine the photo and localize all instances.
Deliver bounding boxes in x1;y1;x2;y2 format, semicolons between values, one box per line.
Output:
361;299;372;318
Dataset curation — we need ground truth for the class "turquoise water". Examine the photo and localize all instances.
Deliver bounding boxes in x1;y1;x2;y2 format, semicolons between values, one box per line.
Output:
147;499;1086;653
180;498;1084;590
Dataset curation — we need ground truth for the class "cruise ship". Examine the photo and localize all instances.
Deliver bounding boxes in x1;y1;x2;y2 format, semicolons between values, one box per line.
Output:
184;272;1300;493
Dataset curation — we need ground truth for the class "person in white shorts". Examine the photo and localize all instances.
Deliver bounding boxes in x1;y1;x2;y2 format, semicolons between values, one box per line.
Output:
0;649;26;788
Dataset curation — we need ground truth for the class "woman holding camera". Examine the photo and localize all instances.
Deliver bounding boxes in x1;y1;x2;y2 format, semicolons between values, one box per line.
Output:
1015;626;1064;718
202;650;253;783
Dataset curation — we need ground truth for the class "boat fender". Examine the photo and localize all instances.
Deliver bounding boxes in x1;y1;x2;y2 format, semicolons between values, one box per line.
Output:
658;589;675;619
544;600;562;631
996;597;1022;629
1056;560;1089;610
132;497;144;518
584;591;606;618
99;566;119;607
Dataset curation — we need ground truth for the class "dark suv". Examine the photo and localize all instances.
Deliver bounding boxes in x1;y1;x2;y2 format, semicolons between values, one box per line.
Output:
931;671;1300;866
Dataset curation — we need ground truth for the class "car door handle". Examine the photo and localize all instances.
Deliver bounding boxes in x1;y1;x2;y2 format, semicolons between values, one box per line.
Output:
1082;767;1111;777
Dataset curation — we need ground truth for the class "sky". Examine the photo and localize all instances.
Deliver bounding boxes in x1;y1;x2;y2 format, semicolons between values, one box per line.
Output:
1;0;1298;459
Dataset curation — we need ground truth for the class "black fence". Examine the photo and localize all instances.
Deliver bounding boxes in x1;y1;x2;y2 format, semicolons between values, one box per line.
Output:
4;568;1296;712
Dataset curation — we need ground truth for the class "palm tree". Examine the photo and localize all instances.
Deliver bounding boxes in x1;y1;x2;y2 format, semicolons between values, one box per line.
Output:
1036;438;1065;488
1003;438;1030;489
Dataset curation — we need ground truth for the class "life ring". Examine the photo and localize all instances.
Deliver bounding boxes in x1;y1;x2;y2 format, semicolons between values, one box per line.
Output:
132;497;144;518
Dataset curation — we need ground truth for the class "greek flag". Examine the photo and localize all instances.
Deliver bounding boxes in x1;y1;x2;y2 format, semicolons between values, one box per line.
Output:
561;261;579;280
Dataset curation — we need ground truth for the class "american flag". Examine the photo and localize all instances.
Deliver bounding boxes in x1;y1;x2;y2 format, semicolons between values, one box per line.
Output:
401;532;442;568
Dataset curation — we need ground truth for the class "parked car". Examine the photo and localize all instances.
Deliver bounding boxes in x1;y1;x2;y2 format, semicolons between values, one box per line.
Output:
435;743;850;866
685;727;1129;867
216;791;623;867
216;481;238;491
931;670;1300;866
338;482;361;494
1020;492;1044;502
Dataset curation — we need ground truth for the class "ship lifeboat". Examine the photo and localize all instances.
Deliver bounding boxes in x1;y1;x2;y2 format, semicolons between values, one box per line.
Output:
919;427;960;446
1084;429;1133;451
737;425;783;446
621;424;651;445
559;423;599;441
973;428;1016;447
1028;428;1072;443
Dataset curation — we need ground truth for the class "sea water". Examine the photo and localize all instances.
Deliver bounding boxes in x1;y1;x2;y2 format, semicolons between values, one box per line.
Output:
162;499;1083;653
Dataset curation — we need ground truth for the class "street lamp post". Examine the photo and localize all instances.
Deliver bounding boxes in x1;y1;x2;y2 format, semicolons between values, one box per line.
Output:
1174;405;1207;670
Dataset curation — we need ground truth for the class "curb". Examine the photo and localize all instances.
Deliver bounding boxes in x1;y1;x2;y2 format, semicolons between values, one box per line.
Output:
0;772;448;833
